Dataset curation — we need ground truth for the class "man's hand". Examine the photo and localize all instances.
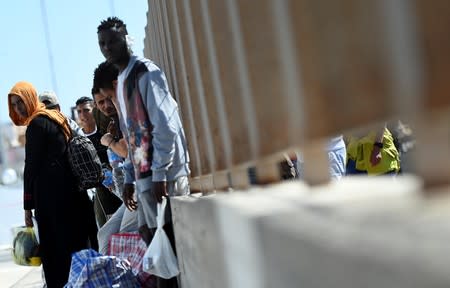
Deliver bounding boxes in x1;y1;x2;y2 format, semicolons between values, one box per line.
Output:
25;210;33;227
370;146;382;166
123;183;137;211
107;119;118;136
153;181;168;203
100;133;114;147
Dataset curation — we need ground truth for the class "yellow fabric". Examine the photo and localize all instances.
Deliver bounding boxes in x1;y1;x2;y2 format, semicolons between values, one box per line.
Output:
346;135;359;161
347;128;400;175
8;81;71;140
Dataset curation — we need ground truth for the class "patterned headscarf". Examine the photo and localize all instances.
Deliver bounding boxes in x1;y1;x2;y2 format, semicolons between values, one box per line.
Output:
8;81;71;140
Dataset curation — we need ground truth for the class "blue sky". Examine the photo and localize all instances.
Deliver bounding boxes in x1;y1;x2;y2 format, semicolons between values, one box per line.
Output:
0;0;148;124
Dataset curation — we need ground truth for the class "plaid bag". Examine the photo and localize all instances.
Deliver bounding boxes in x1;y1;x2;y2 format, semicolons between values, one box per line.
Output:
109;233;156;288
64;249;139;288
67;134;103;190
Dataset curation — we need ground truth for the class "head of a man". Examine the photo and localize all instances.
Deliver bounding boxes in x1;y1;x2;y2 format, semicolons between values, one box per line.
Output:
92;86;117;118
97;17;130;67
39;91;61;111
93;61;119;117
75;96;96;132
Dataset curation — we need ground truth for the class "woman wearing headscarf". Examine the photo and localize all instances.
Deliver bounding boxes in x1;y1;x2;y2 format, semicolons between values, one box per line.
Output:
8;81;94;287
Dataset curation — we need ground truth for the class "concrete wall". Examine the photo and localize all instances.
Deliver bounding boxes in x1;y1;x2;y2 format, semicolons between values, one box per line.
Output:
169;177;450;287
144;0;450;189
142;1;450;287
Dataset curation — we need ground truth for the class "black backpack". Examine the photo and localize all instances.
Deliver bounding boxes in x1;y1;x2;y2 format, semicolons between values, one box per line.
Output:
66;133;103;190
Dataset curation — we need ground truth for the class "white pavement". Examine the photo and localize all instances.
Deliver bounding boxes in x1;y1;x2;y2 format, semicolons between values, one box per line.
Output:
0;248;43;288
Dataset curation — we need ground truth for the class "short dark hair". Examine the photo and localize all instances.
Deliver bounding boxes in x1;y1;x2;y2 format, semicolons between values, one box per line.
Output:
76;96;94;106
91;86;100;96
97;17;128;34
93;61;119;91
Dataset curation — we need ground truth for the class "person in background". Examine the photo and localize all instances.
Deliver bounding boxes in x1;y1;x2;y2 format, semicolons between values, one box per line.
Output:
248;135;346;185
91;62;139;254
8;81;92;287
293;135;347;180
346;124;400;175
75;96;122;228
39;90;84;136
97;17;190;288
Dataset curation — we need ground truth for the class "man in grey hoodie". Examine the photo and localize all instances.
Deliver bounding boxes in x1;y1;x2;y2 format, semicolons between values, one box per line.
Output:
97;16;190;288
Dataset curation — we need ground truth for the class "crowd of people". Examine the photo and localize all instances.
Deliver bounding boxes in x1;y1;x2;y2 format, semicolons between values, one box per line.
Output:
275;124;413;183
7;17;189;288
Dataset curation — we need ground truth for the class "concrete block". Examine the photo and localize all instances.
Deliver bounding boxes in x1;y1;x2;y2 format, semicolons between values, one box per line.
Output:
171;194;228;288
170;177;429;288
257;209;450;288
212;182;308;288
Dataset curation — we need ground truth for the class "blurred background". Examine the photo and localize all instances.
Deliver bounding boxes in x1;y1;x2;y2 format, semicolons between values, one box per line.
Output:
0;0;148;247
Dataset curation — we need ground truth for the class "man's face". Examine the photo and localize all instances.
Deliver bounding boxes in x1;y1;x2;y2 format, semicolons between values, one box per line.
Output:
94;92;117;117
98;29;129;64
76;102;96;129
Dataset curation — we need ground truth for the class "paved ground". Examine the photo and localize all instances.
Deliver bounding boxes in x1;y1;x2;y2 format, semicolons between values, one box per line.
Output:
0;248;43;288
0;183;23;247
0;183;42;287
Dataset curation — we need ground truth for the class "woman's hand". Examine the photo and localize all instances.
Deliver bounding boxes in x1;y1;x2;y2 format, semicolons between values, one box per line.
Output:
25;210;33;227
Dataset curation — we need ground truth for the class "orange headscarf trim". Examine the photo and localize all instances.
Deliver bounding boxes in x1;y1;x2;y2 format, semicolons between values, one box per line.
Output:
8;81;71;141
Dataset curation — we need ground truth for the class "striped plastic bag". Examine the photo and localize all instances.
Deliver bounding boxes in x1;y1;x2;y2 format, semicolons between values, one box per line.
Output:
64;249;139;288
109;232;156;287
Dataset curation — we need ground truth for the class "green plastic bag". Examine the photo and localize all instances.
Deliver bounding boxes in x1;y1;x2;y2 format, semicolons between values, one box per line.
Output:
11;226;41;266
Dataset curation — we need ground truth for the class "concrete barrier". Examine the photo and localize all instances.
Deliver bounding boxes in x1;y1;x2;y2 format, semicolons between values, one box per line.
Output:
171;194;228;288
170;177;438;288
257;206;450;288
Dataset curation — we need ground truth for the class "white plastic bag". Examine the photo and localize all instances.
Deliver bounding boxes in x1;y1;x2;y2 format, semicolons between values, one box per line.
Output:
143;197;179;279
31;217;39;244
